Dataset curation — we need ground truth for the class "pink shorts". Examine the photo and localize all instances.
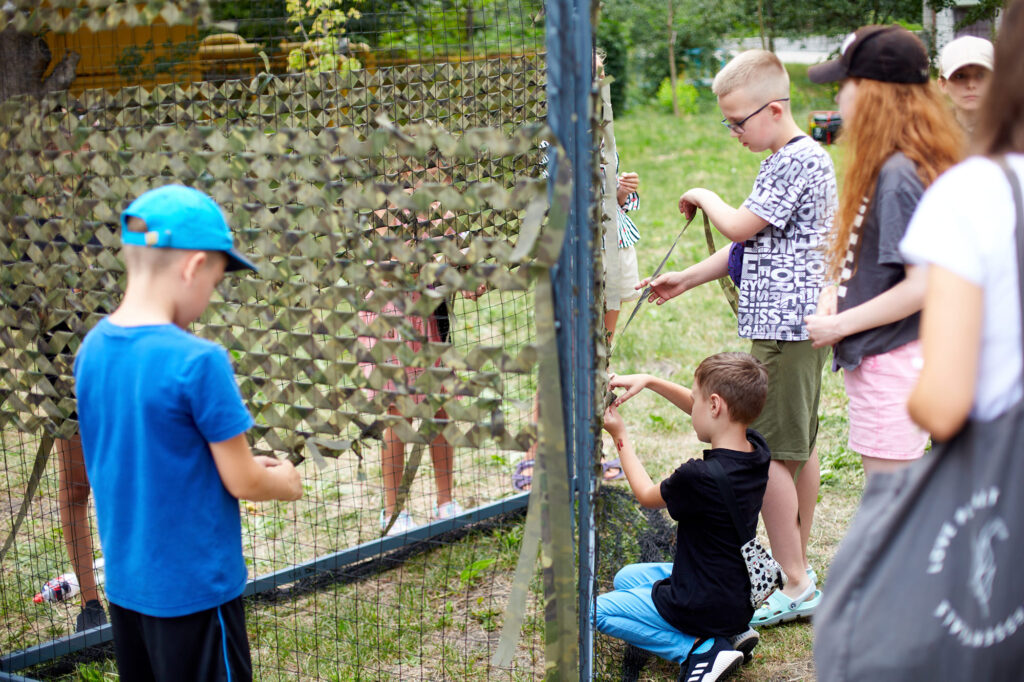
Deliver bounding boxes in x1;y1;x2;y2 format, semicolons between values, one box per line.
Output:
358;294;442;405
844;340;928;460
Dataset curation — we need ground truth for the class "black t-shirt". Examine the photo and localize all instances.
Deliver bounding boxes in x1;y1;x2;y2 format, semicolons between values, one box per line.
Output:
651;429;771;637
834;153;923;370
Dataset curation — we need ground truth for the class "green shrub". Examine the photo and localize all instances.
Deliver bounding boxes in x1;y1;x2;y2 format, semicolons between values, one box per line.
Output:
655;78;700;115
597;19;630;113
786;63;840;118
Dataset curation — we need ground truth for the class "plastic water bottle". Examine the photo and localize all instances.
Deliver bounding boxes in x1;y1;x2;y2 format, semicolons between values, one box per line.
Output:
34;573;79;603
33;558;104;603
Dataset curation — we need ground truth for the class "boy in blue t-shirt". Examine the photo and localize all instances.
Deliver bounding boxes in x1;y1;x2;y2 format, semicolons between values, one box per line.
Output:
598;352;770;682
74;185;303;681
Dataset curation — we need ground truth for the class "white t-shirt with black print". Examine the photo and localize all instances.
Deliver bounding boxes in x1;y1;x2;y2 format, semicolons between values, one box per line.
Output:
740;136;837;341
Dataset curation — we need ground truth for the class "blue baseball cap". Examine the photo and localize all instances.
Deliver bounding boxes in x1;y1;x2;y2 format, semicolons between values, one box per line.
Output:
120;185;256;272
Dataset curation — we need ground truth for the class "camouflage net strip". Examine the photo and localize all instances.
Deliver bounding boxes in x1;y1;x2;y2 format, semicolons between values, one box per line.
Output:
0;0;211;34
53;54;547;131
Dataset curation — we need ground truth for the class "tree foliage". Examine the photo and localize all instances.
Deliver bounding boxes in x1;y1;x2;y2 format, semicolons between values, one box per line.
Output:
596;17;628;112
741;0;923;43
210;0;289;45
597;0;940;107
361;0;544;54
212;0;543;64
926;0;1004;32
285;0;363;72
598;0;744;102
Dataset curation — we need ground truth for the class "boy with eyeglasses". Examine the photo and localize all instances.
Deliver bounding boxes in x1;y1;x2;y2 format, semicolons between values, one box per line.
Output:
640;50;837;627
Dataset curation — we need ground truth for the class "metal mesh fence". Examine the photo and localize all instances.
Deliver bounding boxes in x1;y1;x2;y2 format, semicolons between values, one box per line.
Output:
0;1;591;679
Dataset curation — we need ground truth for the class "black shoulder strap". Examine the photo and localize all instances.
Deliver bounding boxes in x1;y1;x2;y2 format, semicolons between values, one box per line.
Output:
705;458;752;544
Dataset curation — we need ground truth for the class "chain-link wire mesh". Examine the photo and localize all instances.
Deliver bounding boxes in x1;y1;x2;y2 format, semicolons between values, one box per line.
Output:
0;1;595;679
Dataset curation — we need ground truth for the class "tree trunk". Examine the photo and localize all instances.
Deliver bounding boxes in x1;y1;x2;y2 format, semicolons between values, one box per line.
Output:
756;0;767;51
667;0;679;117
0;26;79;103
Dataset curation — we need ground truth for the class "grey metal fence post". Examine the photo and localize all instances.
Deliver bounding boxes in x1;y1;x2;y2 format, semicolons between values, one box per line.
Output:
545;0;596;679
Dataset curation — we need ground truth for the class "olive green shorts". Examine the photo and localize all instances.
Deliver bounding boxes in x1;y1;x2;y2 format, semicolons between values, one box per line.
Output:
749;338;829;462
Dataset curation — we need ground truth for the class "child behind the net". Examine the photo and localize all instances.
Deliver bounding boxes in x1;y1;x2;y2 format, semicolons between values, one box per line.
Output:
358;153;484;535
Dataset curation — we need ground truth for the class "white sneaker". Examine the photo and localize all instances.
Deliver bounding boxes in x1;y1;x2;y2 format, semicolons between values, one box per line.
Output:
380;509;416;536
432;500;464;520
680;638;743;682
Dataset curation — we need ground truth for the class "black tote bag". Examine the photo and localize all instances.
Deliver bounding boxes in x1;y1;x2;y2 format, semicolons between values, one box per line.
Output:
814;158;1024;680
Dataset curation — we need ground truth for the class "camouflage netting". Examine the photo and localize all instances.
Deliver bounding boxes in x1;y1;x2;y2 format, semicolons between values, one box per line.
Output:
593;487;679;681
0;0;586;678
1;107;550;453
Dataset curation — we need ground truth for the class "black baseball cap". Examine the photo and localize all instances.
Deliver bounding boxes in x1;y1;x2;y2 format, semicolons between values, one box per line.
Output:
808;25;930;85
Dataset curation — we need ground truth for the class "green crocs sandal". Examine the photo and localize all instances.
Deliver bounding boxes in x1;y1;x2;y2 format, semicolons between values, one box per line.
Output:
750;582;821;627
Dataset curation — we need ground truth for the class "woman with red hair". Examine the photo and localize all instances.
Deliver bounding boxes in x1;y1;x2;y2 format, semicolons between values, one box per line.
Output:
803;25;962;476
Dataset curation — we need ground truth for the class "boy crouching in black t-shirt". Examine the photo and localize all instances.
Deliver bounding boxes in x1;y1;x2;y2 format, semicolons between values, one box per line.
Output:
597;352;770;682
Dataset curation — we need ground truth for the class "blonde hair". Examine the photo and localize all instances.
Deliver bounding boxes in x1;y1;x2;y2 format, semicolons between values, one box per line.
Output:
122;218;224;274
712;50;789;102
826;79;963;279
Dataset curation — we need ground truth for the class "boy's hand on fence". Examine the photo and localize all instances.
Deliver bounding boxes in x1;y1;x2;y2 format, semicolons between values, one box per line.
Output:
640;271;688;304
602;403;627;439
608;373;648;407
268;458;304;501
460;282;488;301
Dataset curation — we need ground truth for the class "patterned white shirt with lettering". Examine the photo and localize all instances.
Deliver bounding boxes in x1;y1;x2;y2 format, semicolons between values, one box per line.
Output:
739;136;837;341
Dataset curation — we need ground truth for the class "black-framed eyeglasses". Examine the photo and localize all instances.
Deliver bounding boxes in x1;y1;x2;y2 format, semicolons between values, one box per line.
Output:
720;98;790;134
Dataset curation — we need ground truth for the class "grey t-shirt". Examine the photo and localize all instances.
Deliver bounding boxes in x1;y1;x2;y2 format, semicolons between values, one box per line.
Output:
835;152;923;370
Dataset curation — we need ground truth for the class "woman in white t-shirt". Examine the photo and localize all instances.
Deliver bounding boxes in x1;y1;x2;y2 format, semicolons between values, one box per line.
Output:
900;1;1024;438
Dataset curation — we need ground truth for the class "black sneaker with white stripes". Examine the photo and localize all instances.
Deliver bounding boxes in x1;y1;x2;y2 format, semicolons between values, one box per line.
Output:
727;627;759;664
678;637;743;682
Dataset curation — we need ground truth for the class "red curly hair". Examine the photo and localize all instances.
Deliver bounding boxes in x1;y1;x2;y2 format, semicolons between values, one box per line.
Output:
826;78;964;280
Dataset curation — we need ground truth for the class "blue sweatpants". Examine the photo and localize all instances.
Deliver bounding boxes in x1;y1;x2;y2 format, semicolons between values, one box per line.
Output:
595;563;707;664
